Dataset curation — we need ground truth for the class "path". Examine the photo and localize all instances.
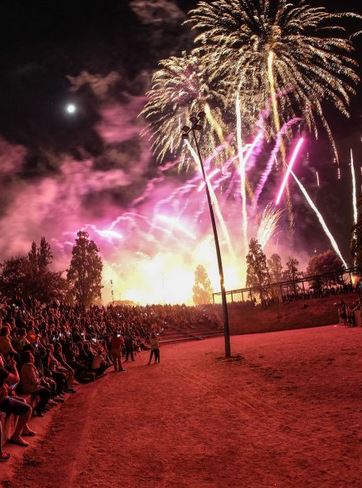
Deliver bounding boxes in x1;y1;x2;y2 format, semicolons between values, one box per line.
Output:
2;325;362;487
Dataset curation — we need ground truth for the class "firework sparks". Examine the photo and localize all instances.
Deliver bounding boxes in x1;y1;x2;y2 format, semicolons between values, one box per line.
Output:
186;0;361;151
140;51;226;163
276;137;305;205
257;204;283;250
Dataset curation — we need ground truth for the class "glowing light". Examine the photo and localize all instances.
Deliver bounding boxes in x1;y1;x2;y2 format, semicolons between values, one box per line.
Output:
65;103;77;114
337;167;341;180
157;215;196;240
315;171;320;188
96;229;123;240
350;149;358;225
291;170;348;269
276;138;305;205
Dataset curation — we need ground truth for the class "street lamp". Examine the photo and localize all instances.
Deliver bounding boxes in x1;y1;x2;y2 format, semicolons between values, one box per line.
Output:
182;112;231;358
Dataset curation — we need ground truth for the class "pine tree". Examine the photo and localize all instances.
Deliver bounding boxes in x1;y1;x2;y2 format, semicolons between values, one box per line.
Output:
351;195;362;271
0;237;66;302
284;257;302;281
38;237;53;271
192;265;213;305
283;257;302;294
267;254;283;283
246;238;270;299
67;231;103;307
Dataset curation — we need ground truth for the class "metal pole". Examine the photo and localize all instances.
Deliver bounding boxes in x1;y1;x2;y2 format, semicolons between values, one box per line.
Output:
191;129;231;358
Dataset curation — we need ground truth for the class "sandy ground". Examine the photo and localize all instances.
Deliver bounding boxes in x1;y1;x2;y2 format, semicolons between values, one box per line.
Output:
1;325;362;488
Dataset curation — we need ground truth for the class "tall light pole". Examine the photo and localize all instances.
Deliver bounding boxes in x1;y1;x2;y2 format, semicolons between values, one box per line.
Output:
182;112;231;358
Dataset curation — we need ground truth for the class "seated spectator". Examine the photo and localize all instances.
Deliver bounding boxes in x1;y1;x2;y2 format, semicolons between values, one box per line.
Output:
0;421;10;462
89;343;109;377
0;326;17;360
18;351;51;417
13;327;30;353
46;344;69;396
54;343;76;392
0;353;35;446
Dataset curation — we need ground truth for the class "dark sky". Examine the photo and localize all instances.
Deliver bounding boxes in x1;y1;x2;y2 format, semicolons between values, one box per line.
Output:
0;0;360;155
0;0;361;263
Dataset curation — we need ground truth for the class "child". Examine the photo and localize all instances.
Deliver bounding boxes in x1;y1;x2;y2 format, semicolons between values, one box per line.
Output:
148;334;160;365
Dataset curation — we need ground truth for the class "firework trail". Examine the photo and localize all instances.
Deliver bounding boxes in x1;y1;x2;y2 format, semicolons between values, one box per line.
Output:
276;137;305;205
253;117;300;210
350;149;358;226
291;171;348;269
236;94;248;257
315;171;320;188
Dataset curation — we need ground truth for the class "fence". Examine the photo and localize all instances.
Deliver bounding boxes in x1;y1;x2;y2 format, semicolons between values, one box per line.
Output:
213;268;359;305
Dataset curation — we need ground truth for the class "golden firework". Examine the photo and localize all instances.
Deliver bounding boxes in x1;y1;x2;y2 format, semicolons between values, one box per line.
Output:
186;0;361;153
140;51;228;164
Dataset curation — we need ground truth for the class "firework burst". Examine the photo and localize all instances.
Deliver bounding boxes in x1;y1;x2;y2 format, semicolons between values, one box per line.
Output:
186;0;361;152
140;51;227;163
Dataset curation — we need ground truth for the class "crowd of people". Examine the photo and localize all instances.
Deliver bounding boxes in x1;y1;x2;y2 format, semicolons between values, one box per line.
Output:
0;298;219;462
337;299;361;327
280;282;355;304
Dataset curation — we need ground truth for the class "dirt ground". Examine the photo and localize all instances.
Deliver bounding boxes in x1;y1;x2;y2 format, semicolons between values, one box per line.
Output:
2;325;362;488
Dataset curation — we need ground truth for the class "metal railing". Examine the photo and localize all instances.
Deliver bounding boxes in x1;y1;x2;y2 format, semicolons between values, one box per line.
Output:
213;267;359;305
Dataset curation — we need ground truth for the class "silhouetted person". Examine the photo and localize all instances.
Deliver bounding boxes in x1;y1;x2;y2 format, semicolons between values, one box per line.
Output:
124;333;134;362
148;334;160;365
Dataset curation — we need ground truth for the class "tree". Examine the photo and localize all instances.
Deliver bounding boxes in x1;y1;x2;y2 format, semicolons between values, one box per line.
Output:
283;257;303;294
0;256;31;299
246;238;270;299
351;195;362;271
283;257;303;281
0;237;67;302
307;250;344;277
267;254;283;283
37;237;53;272
193;265;213;305
306;250;344;291
67;231;103;307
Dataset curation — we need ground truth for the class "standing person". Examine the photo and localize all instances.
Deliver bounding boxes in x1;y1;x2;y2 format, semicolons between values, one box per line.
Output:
148;334;160;365
110;332;125;372
124;331;135;362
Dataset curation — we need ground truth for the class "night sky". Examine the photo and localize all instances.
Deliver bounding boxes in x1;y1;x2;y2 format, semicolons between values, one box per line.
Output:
0;0;361;278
